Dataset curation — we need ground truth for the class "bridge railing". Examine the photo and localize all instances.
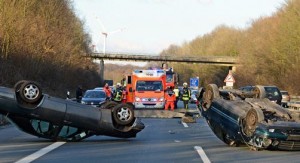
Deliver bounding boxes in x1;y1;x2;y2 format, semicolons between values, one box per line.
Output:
86;52;238;65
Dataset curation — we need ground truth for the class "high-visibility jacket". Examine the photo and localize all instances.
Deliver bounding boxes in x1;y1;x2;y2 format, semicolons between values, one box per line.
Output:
182;87;191;101
165;90;176;110
165;91;176;101
104;86;112;98
114;88;123;101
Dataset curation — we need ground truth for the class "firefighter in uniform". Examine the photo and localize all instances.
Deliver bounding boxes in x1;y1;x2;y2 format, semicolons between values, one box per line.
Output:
182;82;191;109
113;83;123;103
165;86;176;111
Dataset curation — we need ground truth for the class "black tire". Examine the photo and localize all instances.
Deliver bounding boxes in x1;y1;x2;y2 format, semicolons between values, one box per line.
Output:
100;101;118;109
14;80;27;92
19;81;42;103
243;109;258;137
253;85;266;99
112;103;134;126
202;84;220;110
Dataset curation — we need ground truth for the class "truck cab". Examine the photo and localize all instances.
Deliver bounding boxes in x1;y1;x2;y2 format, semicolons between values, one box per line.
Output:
125;70;166;109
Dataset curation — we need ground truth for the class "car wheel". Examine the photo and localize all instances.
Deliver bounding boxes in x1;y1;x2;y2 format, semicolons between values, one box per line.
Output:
202;84;220;110
19;81;42;103
14;80;27;92
253;86;266;99
100;101;118;109
112;103;134;126
243;109;258;137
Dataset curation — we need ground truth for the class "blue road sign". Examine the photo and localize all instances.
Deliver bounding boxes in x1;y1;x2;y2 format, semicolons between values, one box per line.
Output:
190;77;199;88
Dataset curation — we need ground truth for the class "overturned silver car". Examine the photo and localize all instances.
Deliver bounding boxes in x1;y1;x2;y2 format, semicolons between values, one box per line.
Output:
199;84;300;151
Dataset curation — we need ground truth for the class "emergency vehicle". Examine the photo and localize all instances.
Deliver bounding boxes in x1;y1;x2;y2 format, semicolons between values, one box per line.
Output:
165;68;178;88
125;69;166;109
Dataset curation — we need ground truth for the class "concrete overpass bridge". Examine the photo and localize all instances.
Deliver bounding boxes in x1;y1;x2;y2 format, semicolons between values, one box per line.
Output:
88;52;238;65
87;52;238;84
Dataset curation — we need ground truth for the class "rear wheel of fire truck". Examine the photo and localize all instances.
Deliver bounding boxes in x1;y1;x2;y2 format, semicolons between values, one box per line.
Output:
202;84;220;111
112;103;134;126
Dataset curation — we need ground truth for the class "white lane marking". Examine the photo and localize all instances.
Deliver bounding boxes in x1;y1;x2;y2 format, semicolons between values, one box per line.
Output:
174;140;181;143
194;146;211;163
182;122;189;128
15;142;66;163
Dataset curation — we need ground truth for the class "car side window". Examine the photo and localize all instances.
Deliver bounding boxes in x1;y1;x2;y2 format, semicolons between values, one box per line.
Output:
31;119;59;136
58;125;78;138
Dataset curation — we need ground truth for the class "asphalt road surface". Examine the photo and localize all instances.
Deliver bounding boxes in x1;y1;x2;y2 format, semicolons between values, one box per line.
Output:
1;102;300;163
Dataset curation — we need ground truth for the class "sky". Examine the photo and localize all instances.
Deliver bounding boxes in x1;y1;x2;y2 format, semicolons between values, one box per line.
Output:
73;0;285;64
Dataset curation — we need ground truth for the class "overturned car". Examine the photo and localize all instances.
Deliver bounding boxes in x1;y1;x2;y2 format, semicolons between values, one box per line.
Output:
199;84;300;151
0;80;144;141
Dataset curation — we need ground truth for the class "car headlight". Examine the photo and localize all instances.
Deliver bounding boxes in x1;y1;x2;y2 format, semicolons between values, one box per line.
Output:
81;101;86;104
135;97;141;102
159;97;164;102
269;129;275;132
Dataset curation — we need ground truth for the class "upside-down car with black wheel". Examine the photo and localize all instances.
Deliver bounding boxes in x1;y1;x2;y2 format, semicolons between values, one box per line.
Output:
199;84;300;151
0;80;144;141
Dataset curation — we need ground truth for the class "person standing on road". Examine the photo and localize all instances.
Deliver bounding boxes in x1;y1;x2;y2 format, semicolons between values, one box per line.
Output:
113;83;123;103
182;82;191;109
103;83;112;100
66;91;70;100
173;85;179;109
165;86;176;111
76;85;83;103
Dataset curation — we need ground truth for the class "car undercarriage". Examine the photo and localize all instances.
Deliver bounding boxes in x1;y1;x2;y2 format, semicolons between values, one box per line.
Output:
199;84;300;151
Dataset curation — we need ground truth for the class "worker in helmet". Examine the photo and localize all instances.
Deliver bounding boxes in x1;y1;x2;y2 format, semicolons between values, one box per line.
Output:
182;82;191;109
165;86;176;111
113;83;123;103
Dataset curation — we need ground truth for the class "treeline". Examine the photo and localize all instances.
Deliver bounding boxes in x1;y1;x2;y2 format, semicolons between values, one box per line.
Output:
0;0;101;97
104;63;146;84
161;0;300;95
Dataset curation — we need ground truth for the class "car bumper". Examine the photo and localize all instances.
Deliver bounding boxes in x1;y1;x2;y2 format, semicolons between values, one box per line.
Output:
253;123;300;150
134;102;165;109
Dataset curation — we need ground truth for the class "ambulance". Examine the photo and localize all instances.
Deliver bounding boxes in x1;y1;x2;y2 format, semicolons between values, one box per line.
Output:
125;69;166;109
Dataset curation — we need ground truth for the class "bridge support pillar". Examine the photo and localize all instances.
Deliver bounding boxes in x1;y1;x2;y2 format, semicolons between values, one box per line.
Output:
99;59;104;85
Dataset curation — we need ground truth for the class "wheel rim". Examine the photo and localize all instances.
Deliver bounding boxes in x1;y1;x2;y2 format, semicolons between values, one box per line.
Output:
244;110;257;136
203;89;213;109
117;107;131;122
247;112;256;127
24;84;39;100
